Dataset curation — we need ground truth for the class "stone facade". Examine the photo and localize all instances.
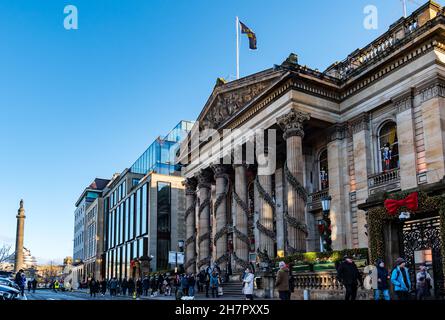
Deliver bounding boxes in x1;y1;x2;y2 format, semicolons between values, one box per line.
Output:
178;2;445;284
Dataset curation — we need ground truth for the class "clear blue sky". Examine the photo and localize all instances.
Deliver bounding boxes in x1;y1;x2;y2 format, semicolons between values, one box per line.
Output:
0;0;440;264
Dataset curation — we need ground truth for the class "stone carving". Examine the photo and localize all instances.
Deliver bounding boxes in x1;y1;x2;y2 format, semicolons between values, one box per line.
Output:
348;113;370;134
277;108;311;139
202;81;272;129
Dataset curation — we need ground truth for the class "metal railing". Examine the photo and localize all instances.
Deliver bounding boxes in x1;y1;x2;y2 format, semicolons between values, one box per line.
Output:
307;189;329;211
368;168;400;188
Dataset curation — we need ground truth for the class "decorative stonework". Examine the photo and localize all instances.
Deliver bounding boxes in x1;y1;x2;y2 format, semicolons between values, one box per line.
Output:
197;169;212;189
183;177;198;195
393;91;414;114
348;113;370;135
277;108;311;140
415;79;445;104
210;164;231;179
327;123;347;143
201;80;273;129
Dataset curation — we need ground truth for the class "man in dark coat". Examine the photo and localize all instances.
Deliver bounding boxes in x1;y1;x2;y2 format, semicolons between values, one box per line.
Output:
142;276;149;296
337;255;362;301
121;278;128;296
128;278;135;297
375;259;390;300
100;279;107;296
31;278;37;293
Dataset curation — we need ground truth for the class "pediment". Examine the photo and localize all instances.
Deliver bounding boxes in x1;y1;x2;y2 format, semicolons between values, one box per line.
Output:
198;69;285;129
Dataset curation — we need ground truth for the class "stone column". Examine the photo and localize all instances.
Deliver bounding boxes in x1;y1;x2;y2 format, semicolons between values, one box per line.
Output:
395;92;418;189
420;82;445;184
211;164;230;271
350;113;372;248
274;167;285;255
14;199;26;272
183;177;198;273
255;167;275;256
233;164;250;271
197;170;213;270
327;124;349;250
277;108;310;254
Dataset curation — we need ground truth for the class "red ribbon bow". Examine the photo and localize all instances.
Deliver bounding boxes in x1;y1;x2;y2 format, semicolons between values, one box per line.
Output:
384;192;418;215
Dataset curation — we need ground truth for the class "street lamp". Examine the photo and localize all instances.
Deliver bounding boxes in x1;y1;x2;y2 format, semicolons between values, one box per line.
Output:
321;196;332;252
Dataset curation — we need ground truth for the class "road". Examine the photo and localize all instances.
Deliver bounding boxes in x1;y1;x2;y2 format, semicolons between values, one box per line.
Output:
24;289;244;300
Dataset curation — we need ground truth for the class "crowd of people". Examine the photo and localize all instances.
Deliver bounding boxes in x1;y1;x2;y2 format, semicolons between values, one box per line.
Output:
336;255;434;301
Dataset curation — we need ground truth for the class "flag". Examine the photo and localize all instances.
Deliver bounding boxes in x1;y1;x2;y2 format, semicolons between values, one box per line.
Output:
239;21;257;50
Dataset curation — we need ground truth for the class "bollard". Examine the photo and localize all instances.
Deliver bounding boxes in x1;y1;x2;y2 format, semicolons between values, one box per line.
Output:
303;289;310;300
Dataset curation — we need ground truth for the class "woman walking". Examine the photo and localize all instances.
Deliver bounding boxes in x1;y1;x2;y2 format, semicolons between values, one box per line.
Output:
242;268;255;300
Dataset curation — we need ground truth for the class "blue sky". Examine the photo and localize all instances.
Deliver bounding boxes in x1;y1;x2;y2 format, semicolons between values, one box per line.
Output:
0;0;440;264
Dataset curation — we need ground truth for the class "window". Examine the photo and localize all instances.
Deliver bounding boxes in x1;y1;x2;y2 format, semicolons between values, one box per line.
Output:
142;184;147;235
378;122;399;172
136;188;141;237
319;149;329;190
129;194;134;240
157;182;171;270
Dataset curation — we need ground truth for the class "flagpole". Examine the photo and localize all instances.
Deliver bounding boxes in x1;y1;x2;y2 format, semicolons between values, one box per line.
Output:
236;16;240;79
401;0;407;18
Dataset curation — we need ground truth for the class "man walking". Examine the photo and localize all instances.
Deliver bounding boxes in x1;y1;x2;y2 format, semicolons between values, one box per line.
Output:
337;255;362;301
275;261;290;300
391;257;411;300
374;259;390;301
416;263;433;300
31;278;37;293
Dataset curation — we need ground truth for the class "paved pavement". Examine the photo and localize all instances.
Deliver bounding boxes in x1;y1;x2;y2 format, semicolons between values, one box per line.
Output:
24;289;245;301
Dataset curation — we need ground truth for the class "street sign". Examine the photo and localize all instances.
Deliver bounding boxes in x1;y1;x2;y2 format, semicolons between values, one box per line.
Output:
168;251;185;265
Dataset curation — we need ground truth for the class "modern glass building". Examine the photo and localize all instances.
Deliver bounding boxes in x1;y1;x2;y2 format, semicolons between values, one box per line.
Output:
130;120;194;175
103;121;192;279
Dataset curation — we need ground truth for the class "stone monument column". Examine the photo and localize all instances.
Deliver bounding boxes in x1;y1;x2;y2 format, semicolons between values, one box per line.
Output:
211;164;231;271
233;164;250;271
183;178;198;273
277;108;310;254
14;199;26;272
197;170;213;270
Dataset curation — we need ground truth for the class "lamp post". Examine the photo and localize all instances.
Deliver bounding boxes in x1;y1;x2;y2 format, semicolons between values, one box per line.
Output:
321;196;332;252
177;240;184;274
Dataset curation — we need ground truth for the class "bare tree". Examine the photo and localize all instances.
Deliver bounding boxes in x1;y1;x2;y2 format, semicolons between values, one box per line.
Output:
0;244;12;264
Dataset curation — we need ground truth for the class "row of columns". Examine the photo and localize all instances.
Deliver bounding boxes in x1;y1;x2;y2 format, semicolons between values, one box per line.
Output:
184;108;312;273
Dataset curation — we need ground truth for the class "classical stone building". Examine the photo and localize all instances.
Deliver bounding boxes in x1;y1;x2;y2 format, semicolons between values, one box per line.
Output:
178;1;445;295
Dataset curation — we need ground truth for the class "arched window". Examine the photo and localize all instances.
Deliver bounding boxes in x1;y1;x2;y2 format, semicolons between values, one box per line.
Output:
319;149;329;190
378;122;399;172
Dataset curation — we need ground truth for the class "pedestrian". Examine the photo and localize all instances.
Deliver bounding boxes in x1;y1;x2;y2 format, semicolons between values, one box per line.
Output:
210;271;219;298
198;269;205;293
142;276;149;296
121;278;127;296
242;268;254;300
158;273;164;295
31;278;37;293
100;278;107;296
188;273;196;297
128;278;135;297
275;261;290;300
110;277;118;296
391;257;411;300
15;269;25;296
150;275;157;296
27;278;32;293
89;278;97;298
205;269;211;298
374;259;390;301
54;280;60;293
181;274;189;296
336;255;362;301
136;278;142;297
416;263;432;300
